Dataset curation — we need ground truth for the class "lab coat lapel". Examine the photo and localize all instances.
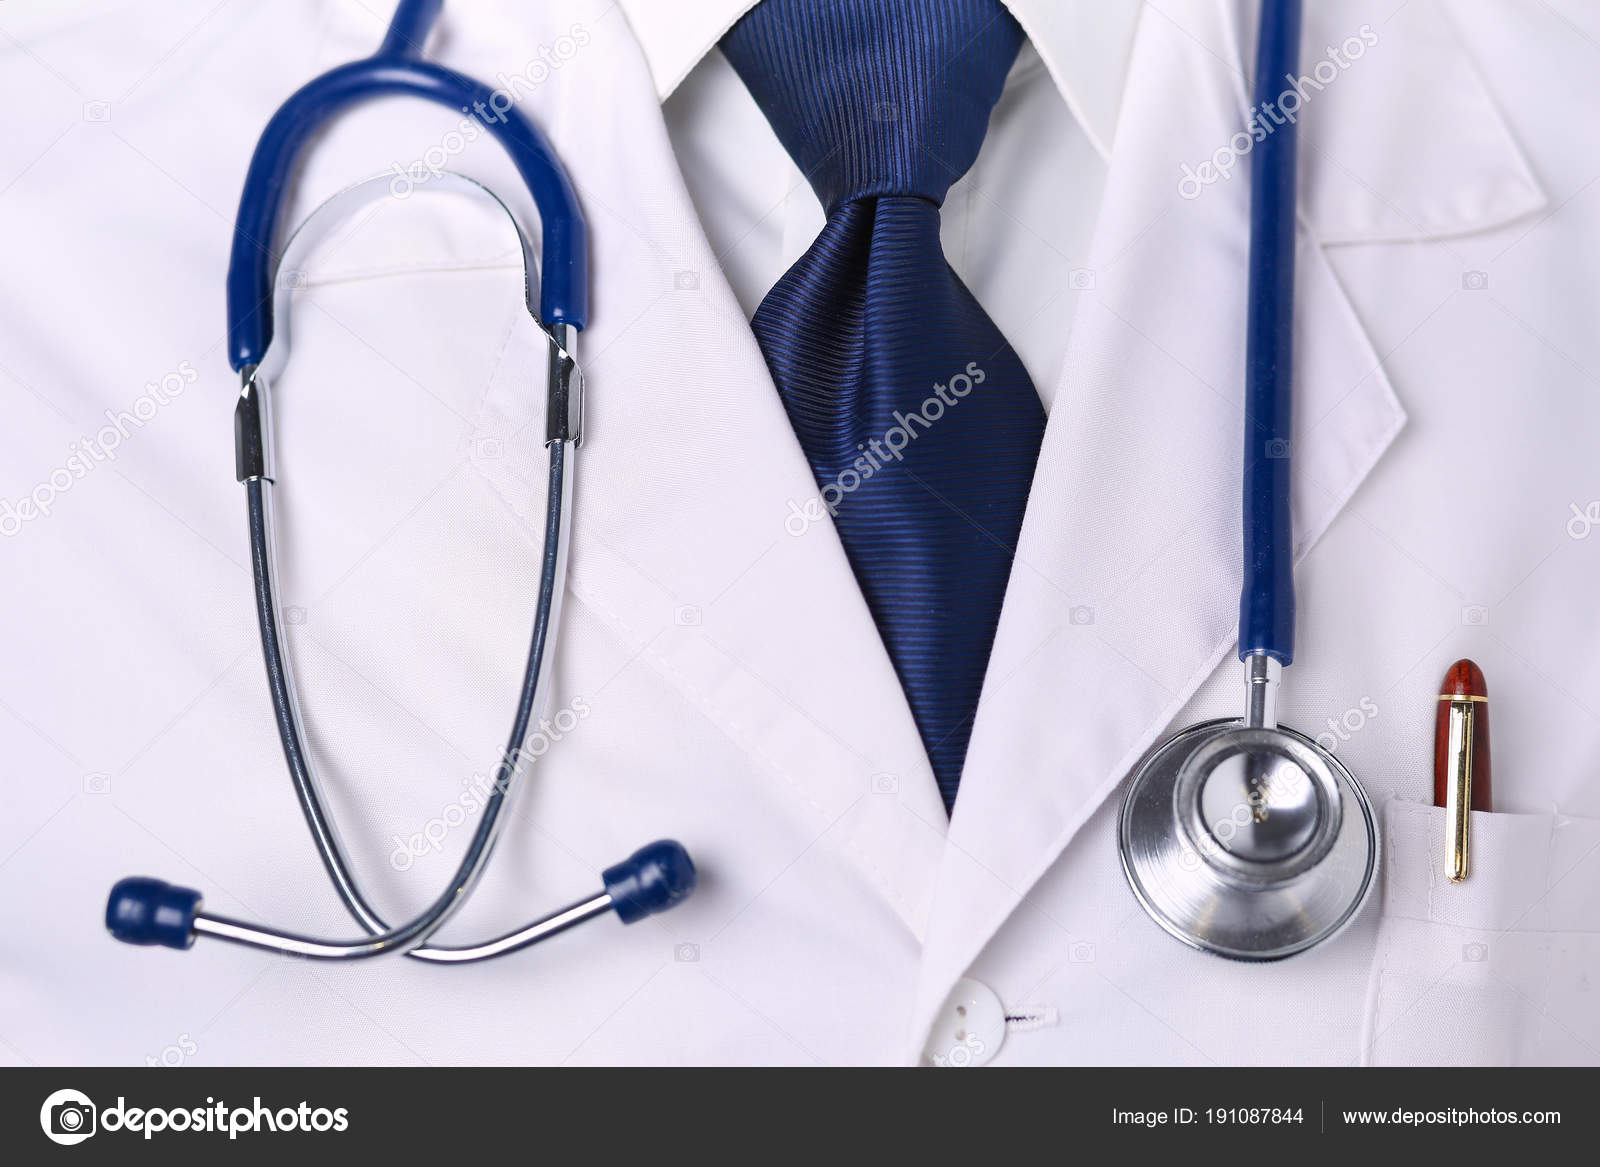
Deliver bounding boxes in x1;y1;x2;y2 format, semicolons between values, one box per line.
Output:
906;1;1425;1054
475;8;949;942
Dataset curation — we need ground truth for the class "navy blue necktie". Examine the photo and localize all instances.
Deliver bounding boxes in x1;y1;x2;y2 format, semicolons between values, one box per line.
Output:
723;0;1045;812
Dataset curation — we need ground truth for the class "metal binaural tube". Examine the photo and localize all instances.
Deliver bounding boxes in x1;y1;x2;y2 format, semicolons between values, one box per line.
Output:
205;174;590;963
191;892;614;962
545;322;583;445
225;425;577;961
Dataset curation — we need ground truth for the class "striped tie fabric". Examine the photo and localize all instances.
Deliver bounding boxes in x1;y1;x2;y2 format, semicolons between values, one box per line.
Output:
722;0;1045;812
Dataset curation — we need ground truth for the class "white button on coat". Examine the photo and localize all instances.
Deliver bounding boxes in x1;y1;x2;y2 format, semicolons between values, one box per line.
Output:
922;978;1006;1067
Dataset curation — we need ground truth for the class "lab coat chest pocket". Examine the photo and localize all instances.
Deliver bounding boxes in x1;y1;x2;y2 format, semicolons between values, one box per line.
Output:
1361;801;1600;1065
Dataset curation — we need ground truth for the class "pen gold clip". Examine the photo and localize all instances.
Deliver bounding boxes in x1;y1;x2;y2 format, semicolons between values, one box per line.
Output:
1444;698;1475;882
1434;660;1491;883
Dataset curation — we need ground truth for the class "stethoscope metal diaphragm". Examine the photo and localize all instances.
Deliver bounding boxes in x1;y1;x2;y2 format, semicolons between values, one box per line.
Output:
1118;716;1378;961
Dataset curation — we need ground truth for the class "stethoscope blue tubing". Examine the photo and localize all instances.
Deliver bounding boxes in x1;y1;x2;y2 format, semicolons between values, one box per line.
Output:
1240;0;1301;666
223;0;588;372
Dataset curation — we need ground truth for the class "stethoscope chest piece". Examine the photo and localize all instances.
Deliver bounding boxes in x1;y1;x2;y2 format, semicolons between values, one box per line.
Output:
1119;717;1377;961
1116;0;1378;962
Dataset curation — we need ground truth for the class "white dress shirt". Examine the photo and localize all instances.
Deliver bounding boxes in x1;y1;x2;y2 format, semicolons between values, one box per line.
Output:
644;0;1138;411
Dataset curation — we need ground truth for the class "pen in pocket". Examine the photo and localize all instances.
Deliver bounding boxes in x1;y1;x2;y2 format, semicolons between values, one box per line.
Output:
1434;659;1492;882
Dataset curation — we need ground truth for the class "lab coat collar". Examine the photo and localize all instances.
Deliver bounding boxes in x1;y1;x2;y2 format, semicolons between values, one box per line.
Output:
616;0;1542;246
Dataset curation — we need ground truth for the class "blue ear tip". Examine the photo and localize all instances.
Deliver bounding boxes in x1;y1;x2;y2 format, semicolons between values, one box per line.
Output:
106;877;202;949
602;840;697;924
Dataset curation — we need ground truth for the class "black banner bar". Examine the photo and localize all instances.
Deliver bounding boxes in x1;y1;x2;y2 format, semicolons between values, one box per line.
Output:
4;1067;1594;1159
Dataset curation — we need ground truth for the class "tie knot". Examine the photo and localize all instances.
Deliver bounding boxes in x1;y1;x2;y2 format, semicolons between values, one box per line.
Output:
722;0;1024;212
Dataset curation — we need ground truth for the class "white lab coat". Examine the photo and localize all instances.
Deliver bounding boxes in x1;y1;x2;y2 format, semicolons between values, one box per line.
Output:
1;0;1596;1066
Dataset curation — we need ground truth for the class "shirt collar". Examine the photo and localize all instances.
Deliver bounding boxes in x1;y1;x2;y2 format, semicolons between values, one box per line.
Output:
617;0;1139;159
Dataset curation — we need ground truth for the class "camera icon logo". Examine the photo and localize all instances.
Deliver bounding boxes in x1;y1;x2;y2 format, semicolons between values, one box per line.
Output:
1462;942;1489;962
82;101;111;123
870;772;900;795
674;605;702;627
1068;267;1096;291
674;942;700;963
1461;604;1489;627
1068;605;1095;626
673;270;700;291
40;1088;97;1146
1265;438;1291;459
1461;270;1489;291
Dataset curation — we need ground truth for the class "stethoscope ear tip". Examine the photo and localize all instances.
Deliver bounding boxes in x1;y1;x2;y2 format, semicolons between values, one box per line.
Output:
106;877;202;950
602;841;698;924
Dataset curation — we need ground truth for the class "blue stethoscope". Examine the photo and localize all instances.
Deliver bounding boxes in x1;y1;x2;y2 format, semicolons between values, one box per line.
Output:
1118;0;1377;959
104;0;696;962
104;0;1372;966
